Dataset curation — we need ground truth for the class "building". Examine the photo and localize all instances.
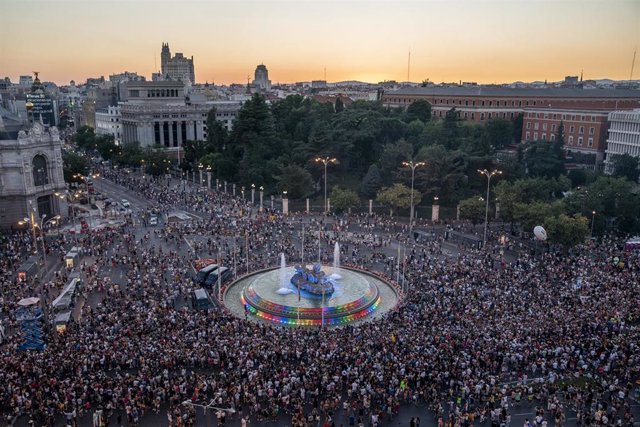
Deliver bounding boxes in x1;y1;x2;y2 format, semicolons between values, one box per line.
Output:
160;43;195;83
119;81;208;151
109;71;145;84
522;108;610;167
26;72;57;127
95;105;122;144
382;87;640;123
0;121;67;229
604;109;640;175
252;64;271;91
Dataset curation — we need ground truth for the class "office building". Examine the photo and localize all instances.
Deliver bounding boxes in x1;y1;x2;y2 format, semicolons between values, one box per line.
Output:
604;109;640;175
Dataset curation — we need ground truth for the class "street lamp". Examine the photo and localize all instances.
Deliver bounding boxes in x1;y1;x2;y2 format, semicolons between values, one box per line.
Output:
314;156;338;215
401;160;426;236
478;168;502;248
259;186;264;212
251;183;255;205
591;210;596;237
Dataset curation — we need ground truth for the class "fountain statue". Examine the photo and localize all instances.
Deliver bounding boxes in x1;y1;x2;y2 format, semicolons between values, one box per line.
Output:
291;264;335;296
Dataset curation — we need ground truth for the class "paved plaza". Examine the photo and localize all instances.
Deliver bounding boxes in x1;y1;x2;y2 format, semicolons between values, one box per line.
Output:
1;170;639;427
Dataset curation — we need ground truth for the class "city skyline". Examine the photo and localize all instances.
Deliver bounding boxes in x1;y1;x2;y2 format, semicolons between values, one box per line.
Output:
1;0;639;85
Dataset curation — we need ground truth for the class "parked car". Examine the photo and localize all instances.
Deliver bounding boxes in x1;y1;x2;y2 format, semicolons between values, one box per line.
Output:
121;199;131;208
149;216;158;226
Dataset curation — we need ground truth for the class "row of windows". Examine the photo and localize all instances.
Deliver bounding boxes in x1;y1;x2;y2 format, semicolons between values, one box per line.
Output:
528;112;598;122
525;132;594;147
146;89;180;98
611;121;640;133
526;122;595;135
435;110;516;120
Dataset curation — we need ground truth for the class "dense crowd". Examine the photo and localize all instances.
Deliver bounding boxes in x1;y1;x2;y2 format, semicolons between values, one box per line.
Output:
0;171;639;427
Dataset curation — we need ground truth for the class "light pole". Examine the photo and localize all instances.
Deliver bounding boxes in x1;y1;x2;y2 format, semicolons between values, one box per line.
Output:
314;156;337;215
251;184;255;205
591;210;596;237
259;186;264;212
478;168;502;248
401;160;426;236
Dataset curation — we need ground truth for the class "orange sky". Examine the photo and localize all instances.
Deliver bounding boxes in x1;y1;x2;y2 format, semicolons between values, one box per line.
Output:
1;0;639;85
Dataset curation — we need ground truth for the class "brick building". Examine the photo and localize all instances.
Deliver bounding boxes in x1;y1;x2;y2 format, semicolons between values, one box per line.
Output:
382;87;640;168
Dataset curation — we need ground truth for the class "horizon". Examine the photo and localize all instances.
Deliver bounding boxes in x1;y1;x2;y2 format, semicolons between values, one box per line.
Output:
1;0;639;86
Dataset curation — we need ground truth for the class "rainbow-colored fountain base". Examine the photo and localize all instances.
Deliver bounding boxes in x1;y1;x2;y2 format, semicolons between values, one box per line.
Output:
225;265;397;327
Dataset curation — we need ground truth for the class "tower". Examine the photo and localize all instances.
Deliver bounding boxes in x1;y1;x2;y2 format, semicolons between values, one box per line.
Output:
160;42;171;75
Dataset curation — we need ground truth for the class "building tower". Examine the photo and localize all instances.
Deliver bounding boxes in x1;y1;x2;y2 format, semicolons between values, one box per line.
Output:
252;64;271;91
160;43;171;76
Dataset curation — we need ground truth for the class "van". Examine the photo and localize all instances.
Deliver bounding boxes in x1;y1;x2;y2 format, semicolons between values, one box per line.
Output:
149;216;158;226
193;288;213;310
204;266;232;289
55;311;72;333
195;264;218;285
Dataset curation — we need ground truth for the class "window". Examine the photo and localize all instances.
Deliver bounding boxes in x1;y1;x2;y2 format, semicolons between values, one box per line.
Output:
568;136;574;145
471;113;475;120
589;127;594;135
526;122;531;129
579;126;584;134
551;124;556;132
553;114;557;119
578;137;583;146
550;134;556;141
525;131;531;140
481;113;485;120
542;123;547;131
534;123;539;130
588;138;593;147
464;112;468;119
542;133;547;140
32;155;49;186
569;126;575;133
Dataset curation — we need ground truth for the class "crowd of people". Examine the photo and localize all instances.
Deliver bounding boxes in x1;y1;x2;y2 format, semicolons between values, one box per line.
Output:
0;169;638;427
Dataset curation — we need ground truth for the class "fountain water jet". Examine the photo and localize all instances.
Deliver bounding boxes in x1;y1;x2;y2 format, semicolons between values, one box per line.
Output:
276;253;294;295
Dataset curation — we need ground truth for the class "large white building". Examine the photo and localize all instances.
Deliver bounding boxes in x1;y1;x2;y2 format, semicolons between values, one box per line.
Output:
0;121;67;229
604;109;640;175
95;105;122;144
119;81;208;151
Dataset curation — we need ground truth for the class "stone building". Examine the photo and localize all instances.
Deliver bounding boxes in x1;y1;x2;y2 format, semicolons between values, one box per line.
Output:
252;64;271;91
161;43;195;83
0;121;67;229
604;109;640;175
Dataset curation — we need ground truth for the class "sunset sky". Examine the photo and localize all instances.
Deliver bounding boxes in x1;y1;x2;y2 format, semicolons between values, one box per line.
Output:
1;0;639;86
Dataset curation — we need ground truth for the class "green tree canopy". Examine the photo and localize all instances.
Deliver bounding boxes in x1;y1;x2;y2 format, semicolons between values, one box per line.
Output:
360;164;384;198
376;184;420;217
611;153;640;183
458;196;486;225
276;165;314;199
62;151;89;182
404;100;431;123
330;187;360;213
545;214;589;249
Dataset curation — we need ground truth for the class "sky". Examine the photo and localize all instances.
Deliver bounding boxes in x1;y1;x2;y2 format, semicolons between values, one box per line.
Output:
1;0;639;85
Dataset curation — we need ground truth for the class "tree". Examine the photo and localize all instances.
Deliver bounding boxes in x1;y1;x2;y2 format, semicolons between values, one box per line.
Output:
95;134;117;160
404;100;431;123
376;184;419;217
330;187;360;213
206;107;228;152
483;118;513;150
276;165;314;199
142;147;171;176
513;201;565;232
62;151;89;182
458;196;486;225
513;113;523;143
115;141;143;166
414;144;467;203
523;140;565;178
72;126;96;150
360;164;384;198
379;139;413;184
545;214;589;249
611;153;640;183
334;97;344;113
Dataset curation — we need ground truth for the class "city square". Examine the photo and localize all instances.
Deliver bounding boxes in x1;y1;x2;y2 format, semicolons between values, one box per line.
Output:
2;1;640;426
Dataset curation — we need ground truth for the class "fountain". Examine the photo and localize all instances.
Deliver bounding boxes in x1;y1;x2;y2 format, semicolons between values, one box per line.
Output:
223;242;399;326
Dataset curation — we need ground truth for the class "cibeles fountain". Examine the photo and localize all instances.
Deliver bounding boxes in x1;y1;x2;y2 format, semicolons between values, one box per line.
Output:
223;243;400;326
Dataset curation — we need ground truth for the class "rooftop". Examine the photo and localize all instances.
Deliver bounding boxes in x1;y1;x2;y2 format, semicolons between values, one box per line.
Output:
385;86;640;98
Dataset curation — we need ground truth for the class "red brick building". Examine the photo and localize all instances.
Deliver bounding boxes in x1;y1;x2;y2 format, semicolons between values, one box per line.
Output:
382;87;640;167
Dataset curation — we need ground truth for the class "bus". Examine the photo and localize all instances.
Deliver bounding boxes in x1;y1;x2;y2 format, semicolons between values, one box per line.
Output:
193;288;213;310
204;266;232;289
195;264;219;285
